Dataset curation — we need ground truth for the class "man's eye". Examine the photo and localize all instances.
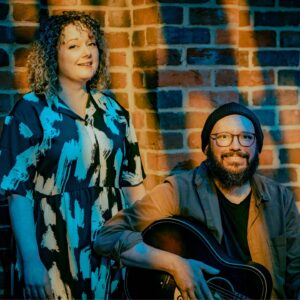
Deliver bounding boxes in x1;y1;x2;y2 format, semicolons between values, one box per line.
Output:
242;134;253;140
218;134;229;140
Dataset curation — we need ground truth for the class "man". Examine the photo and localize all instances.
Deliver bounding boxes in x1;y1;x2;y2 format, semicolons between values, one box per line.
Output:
94;102;300;299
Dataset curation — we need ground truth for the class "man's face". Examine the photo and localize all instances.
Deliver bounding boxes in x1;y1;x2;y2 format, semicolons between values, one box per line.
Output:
206;114;259;188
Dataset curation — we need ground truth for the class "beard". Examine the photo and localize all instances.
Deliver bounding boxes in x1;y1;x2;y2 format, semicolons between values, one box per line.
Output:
206;145;259;189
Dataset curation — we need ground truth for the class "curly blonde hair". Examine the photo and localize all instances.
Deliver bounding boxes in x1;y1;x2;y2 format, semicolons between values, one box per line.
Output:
27;11;110;95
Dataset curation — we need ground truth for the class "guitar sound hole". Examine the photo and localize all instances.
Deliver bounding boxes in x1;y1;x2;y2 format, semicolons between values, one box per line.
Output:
207;277;249;300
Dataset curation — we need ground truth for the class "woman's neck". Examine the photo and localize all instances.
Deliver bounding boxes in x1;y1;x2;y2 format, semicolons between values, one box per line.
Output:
58;84;89;119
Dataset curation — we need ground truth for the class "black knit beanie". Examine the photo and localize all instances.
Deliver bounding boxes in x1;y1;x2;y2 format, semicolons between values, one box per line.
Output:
201;102;264;153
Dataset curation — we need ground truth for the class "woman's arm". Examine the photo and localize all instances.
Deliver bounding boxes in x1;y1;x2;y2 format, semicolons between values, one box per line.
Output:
9;194;52;299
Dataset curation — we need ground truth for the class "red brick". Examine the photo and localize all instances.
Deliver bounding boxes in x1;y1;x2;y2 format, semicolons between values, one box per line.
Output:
216;29;238;45
14;26;38;44
159;70;211;88
108;10;131;27
280;109;300;126
187;131;201;150
46;0;77;4
106;32;129;48
264;129;300;146
132;30;146;47
132;70;158;89
239;30;276;48
13;4;39;22
253;89;298;106
188;91;239;108
110;72;127;89
185;112;210;129
221;8;239;25
281;148;300;164
216;69;238;86
146;27;164;45
133;6;160;26
132;111;145;130
109;51;127;67
14;71;29;90
237;51;249;67
134;92;156;110
114;92;128;108
89;11;106;27
259;149;274;166
239;10;250;27
134;50;157;67
290;187;300;204
14;47;30;68
239;70;274;87
146;112;160;130
80;0;126;5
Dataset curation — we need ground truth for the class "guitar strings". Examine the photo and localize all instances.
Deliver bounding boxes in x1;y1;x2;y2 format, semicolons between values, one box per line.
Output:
207;282;250;300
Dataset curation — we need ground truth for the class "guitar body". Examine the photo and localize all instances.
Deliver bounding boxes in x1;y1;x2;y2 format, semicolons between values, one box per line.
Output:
124;217;272;300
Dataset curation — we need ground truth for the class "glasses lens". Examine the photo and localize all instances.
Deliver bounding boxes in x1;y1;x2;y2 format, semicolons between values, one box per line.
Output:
216;133;232;146
239;133;255;146
212;132;255;147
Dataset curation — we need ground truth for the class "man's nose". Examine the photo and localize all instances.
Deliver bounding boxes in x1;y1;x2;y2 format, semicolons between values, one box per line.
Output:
230;135;241;148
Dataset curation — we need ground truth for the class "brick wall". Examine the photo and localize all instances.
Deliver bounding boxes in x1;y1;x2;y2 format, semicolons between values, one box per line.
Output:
1;0;300;296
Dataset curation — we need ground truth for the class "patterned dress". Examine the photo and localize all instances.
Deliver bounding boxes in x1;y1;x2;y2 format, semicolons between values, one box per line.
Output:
0;90;145;299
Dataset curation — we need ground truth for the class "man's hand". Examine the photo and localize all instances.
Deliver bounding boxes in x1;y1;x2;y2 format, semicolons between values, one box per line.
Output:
23;258;52;299
171;256;219;300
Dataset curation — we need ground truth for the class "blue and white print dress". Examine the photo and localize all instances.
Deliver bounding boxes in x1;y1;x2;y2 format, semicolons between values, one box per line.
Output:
0;90;145;299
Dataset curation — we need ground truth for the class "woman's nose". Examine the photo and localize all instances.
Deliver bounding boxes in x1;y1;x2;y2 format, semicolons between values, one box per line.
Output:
83;44;92;56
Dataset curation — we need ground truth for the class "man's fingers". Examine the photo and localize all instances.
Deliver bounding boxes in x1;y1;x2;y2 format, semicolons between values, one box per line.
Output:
180;290;189;300
199;261;219;275
198;278;214;300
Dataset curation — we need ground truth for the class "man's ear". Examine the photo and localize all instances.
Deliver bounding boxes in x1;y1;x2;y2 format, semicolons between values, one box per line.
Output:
204;145;208;155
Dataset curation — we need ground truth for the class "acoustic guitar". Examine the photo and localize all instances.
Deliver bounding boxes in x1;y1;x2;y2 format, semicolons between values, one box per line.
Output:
124;216;272;300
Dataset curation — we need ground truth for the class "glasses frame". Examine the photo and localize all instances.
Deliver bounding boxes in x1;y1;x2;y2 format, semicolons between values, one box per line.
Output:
210;132;256;147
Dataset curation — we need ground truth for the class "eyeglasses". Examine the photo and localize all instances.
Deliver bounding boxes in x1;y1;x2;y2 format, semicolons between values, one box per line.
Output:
210;132;256;147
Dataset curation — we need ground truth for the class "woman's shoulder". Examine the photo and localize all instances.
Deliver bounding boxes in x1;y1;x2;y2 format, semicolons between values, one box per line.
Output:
11;92;46;113
7;92;47;124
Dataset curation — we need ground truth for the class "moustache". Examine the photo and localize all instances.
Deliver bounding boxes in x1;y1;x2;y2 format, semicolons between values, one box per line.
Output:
221;151;249;159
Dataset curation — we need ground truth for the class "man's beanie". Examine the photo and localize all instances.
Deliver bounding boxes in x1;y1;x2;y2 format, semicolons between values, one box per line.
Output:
201;102;264;153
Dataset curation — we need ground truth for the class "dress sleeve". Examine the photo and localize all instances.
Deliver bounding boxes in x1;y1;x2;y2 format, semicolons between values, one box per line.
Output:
120;117;146;187
0;113;40;199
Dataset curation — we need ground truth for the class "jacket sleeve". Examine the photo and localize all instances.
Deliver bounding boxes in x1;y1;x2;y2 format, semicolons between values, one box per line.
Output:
284;189;300;298
94;180;180;265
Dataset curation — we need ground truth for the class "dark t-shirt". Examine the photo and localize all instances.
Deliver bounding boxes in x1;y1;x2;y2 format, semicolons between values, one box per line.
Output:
217;188;251;262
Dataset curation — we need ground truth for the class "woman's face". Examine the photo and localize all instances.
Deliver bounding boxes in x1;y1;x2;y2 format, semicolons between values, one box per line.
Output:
57;23;99;87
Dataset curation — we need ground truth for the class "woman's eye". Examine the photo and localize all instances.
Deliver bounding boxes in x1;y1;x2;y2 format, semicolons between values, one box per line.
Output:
89;42;96;46
68;44;78;49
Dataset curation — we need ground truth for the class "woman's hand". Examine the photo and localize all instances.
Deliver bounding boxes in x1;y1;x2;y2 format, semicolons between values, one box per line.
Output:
23;258;52;299
171;257;219;300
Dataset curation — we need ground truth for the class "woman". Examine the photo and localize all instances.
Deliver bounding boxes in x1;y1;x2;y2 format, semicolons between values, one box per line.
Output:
0;11;145;299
